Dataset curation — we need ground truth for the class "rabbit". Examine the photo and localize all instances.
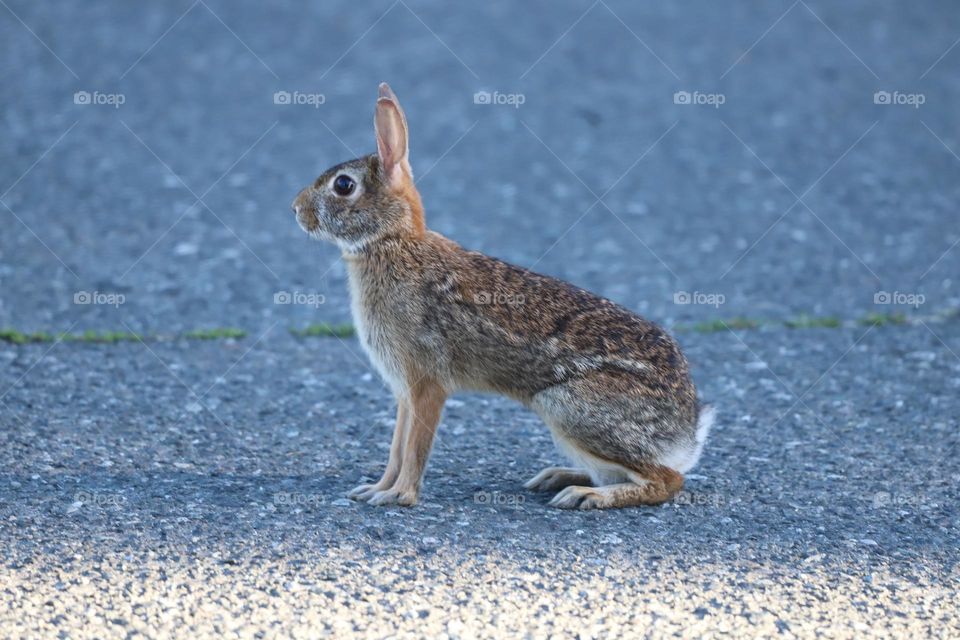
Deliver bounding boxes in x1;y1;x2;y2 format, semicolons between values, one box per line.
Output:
291;83;714;509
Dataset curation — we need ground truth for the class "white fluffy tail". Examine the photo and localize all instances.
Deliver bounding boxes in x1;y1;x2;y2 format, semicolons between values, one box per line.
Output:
660;404;716;474
696;404;715;446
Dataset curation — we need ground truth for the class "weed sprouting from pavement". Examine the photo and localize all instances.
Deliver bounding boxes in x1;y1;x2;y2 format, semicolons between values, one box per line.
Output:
0;327;241;344
184;328;247;340
0;329;53;344
784;315;842;329
674;311;928;334
290;323;356;338
684;317;762;333
66;330;144;343
860;312;908;326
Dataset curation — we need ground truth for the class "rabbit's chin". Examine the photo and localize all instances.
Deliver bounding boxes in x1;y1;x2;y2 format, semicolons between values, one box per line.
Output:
305;226;372;255
297;217;336;244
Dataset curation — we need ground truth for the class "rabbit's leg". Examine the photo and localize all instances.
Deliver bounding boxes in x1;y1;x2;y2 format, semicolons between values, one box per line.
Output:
524;467;592;492
547;466;683;510
531;371;691;509
348;400;409;501
368;380;446;507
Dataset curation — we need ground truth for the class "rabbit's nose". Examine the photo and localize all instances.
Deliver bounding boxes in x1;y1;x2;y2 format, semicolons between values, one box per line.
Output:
291;201;301;215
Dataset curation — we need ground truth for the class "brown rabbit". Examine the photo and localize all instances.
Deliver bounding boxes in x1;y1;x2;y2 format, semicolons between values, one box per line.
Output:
291;83;713;509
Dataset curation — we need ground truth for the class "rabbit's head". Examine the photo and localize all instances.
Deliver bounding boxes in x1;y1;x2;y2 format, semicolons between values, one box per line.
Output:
292;83;424;253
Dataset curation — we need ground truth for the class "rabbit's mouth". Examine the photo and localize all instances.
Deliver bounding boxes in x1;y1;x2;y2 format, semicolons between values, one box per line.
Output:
298;216;335;244
295;211;320;236
296;209;343;246
294;204;332;242
297;210;335;242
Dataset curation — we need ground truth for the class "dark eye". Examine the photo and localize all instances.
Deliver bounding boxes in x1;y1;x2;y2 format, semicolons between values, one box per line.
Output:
333;174;356;196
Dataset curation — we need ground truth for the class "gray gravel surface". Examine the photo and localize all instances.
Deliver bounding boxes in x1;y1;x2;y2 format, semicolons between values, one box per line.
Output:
1;0;959;637
2;326;959;637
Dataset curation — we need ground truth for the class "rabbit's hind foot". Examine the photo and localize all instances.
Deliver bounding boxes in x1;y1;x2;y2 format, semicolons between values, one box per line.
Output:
524;467;593;493
547;467;684;510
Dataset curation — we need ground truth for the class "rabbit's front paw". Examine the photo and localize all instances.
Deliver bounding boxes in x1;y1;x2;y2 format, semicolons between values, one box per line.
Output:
367;486;418;507
347;483;383;501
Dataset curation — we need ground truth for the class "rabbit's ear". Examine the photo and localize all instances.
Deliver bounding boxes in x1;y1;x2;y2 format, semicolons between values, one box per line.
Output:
375;83;410;186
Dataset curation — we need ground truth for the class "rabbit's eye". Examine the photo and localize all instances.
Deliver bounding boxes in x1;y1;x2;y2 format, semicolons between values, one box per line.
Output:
333;174;356;197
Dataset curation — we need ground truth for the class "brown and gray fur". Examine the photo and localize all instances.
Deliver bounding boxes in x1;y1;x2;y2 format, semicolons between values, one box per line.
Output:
291;83;714;509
